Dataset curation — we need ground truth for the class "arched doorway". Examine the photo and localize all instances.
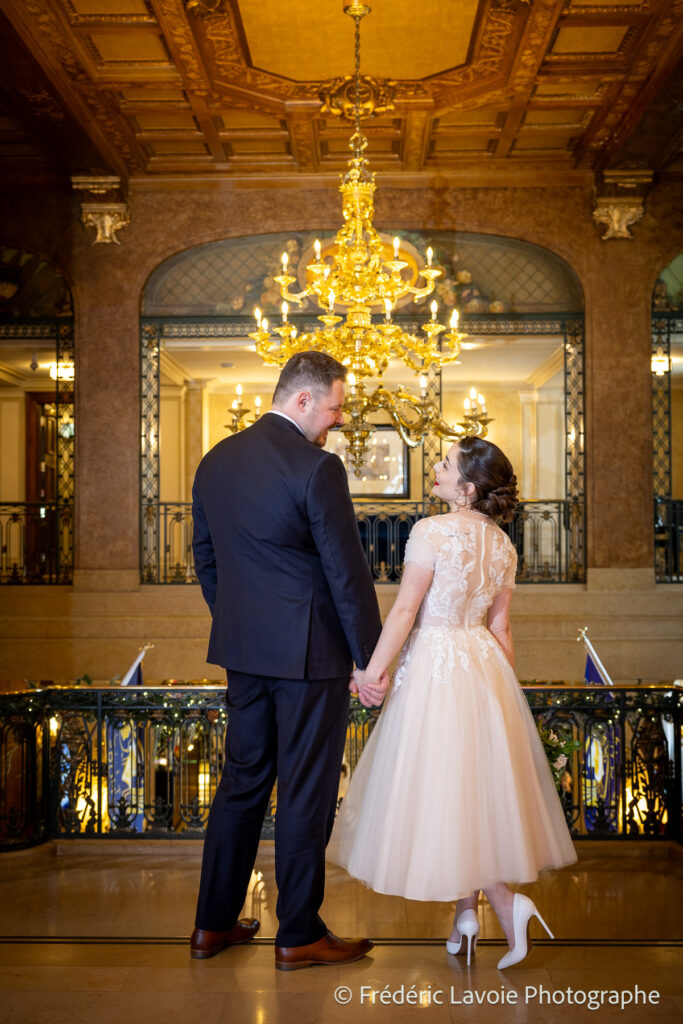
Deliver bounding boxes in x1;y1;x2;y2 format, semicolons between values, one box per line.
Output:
0;247;74;583
139;231;584;584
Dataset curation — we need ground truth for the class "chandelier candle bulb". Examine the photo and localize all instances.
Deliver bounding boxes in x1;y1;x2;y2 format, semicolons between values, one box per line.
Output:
464;397;471;412
431;300;438;321
254;306;262;326
314;239;321;261
393;236;400;259
450;308;459;328
426;247;433;267
328;290;335;312
281;251;288;271
384;298;392;321
255;395;261;417
420;375;427;397
281;301;288;323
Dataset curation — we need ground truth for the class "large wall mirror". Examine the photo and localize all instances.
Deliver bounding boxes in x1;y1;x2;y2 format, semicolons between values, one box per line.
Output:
140;231;584;584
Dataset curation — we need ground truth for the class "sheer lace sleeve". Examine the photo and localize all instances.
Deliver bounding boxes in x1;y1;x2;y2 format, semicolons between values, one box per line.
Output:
503;542;517;590
403;521;437;571
489;530;517;591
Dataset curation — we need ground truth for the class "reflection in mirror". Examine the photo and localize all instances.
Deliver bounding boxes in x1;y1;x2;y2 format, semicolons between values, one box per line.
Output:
157;331;567;503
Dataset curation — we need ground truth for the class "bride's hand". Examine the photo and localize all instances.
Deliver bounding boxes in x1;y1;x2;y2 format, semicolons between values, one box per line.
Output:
358;669;391;707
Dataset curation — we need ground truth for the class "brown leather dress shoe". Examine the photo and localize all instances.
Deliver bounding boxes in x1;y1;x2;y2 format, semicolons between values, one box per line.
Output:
190;919;260;959
275;931;373;971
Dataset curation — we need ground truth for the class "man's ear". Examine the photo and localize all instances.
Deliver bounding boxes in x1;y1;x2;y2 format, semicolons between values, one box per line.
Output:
296;389;311;411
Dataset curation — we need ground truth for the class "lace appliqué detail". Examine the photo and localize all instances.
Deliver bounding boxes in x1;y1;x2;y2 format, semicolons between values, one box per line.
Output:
393;626;500;689
392;515;516;690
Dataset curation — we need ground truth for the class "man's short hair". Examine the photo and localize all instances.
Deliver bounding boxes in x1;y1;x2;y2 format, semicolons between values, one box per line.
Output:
272;351;347;405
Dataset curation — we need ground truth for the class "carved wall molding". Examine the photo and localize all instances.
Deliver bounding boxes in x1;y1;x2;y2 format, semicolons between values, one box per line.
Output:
80;204;130;245
72;176;130;245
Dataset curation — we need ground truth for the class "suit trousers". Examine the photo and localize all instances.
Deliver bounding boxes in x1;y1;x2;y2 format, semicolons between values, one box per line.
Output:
194;670;350;947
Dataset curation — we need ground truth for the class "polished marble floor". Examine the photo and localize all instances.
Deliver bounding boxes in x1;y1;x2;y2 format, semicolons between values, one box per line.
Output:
0;840;681;1023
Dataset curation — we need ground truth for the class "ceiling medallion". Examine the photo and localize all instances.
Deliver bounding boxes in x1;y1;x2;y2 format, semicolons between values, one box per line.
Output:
249;3;484;476
320;75;395;121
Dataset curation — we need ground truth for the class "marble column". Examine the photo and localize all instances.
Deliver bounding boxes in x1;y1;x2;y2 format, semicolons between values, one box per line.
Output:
518;389;538;501
184;380;209;501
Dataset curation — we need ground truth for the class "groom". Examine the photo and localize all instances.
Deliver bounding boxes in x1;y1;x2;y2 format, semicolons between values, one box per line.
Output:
190;351;384;969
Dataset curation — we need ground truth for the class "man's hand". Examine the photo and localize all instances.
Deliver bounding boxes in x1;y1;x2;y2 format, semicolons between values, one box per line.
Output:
358;669;391;708
348;668;361;694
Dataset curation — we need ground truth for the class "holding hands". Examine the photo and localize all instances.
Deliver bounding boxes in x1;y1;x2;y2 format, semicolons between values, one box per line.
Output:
349;667;391;707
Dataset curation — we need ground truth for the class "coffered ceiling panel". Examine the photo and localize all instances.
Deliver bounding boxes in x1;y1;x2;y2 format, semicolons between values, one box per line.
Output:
0;0;681;187
238;0;480;81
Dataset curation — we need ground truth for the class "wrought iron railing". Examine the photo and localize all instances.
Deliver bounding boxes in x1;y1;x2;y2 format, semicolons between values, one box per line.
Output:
654;499;683;583
142;499;584;584
0;502;73;584
1;684;680;851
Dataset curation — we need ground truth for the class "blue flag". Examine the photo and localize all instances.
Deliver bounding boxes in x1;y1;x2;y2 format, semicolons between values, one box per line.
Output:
585;652;606;684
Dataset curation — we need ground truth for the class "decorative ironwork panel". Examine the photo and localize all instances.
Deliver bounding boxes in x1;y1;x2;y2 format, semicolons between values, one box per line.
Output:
651;315;683;582
0;503;73;584
651;316;674;500
563;319;585;581
147;499;580;585
55;322;75;507
507;501;567;582
654;498;683;583
422;362;443;505
1;686;680;849
0;715;45;847
141;323;161;582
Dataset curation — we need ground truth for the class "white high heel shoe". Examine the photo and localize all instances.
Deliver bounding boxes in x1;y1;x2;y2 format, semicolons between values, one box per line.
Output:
446;910;479;966
497;893;554;969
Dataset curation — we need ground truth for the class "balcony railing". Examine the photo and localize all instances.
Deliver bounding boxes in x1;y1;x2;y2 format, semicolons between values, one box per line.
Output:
655;499;683;583
142;499;585;585
0;503;73;584
1;684;680;851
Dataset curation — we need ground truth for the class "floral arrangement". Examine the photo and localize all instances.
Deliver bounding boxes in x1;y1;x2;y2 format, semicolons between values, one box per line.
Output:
537;722;582;786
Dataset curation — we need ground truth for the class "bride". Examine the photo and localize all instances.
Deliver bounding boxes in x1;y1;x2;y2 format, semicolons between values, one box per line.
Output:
327;437;577;968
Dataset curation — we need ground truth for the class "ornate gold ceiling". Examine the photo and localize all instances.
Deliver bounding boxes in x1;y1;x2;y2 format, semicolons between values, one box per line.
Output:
0;0;682;188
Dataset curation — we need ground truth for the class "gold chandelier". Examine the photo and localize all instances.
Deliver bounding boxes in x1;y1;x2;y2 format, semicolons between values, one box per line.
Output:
249;0;486;476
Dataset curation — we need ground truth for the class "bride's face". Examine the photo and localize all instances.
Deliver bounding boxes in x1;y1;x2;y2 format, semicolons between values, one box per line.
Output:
433;444;475;506
432;444;461;500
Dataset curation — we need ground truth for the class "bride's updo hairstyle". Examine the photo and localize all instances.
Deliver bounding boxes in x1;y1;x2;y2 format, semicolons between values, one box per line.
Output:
456;437;519;523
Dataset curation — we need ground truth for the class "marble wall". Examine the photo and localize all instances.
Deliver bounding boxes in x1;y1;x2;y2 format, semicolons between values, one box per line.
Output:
0;180;681;687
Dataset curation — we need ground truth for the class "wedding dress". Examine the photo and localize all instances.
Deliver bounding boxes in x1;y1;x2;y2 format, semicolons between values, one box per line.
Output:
327;511;577;900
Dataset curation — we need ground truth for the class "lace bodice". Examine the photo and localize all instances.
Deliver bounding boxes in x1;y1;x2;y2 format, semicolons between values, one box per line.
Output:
403;512;517;630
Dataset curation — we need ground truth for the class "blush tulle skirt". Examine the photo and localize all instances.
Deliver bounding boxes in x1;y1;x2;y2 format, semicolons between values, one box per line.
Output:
326;625;577;901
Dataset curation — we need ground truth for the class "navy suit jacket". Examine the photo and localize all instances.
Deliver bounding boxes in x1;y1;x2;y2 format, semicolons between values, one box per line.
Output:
192;412;382;679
